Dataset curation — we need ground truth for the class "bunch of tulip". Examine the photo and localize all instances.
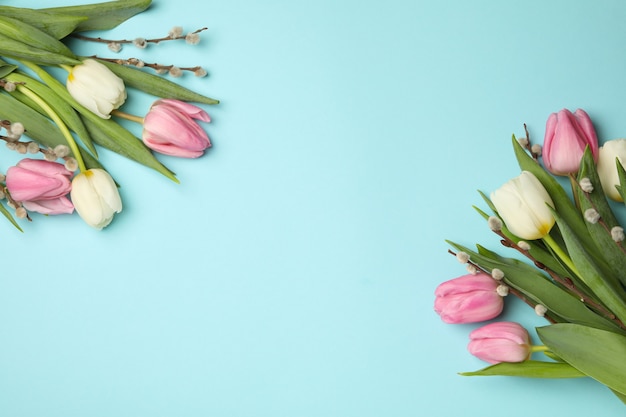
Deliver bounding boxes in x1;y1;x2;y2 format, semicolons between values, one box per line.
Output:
435;108;626;405
0;0;218;230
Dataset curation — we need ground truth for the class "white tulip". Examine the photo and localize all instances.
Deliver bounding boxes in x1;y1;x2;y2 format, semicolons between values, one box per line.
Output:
596;139;626;202
490;171;555;240
70;169;122;230
66;59;126;119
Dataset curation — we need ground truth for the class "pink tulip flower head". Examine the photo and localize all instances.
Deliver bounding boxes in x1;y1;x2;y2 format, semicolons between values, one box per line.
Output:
434;273;504;324
142;99;211;158
543;108;598;175
468;321;532;364
5;158;74;215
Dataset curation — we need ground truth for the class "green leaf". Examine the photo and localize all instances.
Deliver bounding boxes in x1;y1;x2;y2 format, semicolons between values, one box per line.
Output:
0;92;101;170
97;60;220;105
575;147;626;287
538;323;626;395
460;360;585;378
0;201;24;232
0;63;18;79
616;157;626;204
0;32;80;66
42;0;152;33
0;15;76;58
6;72;97;157
550;208;626;324
0;6;86;39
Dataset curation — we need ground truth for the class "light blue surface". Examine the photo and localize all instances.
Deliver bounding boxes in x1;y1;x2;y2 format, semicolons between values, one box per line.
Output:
2;0;626;415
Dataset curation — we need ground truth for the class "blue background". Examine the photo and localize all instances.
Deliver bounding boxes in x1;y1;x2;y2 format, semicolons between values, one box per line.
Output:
2;0;626;415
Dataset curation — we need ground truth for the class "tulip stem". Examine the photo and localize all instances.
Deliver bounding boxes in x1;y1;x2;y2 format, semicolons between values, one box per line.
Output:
542;234;579;277
16;85;87;173
530;345;549;354
111;109;145;124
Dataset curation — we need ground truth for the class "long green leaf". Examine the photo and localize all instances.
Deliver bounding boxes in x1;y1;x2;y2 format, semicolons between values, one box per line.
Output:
0;92;101;170
0;15;76;58
551;208;626;324
538;323;626;395
576;148;626;287
42;0;152;32
0;6;86;39
0;63;18;79
6;72;97;157
460;360;585;378
97;60;219;105
0;202;23;232
0;32;79;66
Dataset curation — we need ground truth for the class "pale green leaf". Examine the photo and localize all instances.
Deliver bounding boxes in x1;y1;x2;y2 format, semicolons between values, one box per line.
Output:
460;360;585;378
538;323;626;395
42;0;152;32
0;6;86;39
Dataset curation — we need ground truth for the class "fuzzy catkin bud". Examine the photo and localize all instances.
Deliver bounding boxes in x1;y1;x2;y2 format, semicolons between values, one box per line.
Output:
64;158;78;172
496;284;509;297
108;42;122;53
466;264;478;275
517;240;531;251
169;26;184;38
491;268;505;281
517;137;529;147
26;142;39;154
3;81;16;92
584;208;601;224
611;226;625;243
9;122;24;136
456;251;470;264
133;37;148;48
531;144;542;156
194;67;207;77
185;32;200;45
579;177;594;193
15;206;27;218
535;304;548;317
169;66;183;77
487;216;503;232
54;145;70;158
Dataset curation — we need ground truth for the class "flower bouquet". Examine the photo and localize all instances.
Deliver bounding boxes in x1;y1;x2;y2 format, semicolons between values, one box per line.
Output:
0;0;217;230
435;108;626;404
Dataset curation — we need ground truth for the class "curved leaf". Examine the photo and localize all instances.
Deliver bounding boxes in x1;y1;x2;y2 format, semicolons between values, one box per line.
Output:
538;323;626;395
460;360;585;378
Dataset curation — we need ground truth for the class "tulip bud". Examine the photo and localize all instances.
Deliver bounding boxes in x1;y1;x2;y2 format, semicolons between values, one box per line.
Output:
596;138;626;202
5;158;74;215
66;59;127;119
543;108;598;175
142;99;211;158
434;273;504;324
70;169;122;230
467;321;532;364
490;171;555;240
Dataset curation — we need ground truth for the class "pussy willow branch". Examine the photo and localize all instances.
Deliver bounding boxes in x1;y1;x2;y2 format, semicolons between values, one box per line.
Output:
71;27;207;45
447;249;557;324
494;230;626;331
569;173;626;256
87;55;204;75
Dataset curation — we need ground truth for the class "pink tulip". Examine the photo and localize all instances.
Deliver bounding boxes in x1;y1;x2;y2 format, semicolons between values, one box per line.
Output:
434;273;503;324
468;322;531;364
543;108;598;175
142;99;211;158
5;159;74;215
